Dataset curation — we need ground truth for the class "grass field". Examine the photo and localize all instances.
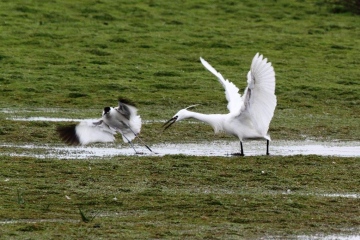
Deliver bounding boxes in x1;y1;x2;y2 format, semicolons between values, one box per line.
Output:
0;0;359;239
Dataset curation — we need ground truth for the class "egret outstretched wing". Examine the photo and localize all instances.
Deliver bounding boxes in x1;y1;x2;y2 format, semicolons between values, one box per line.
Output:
200;57;243;115
164;53;276;156
242;53;276;136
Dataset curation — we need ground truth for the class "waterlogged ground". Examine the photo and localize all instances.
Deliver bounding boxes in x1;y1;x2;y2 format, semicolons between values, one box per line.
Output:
266;233;360;240
1;140;360;159
1;0;359;238
2;114;360;239
2;115;360;159
1;113;360;238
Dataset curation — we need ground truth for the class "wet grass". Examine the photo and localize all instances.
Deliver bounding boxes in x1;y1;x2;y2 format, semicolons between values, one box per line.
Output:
0;155;359;239
0;0;360;238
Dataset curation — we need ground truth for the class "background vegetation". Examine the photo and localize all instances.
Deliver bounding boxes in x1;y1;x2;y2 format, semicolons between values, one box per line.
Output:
0;0;359;239
322;0;360;14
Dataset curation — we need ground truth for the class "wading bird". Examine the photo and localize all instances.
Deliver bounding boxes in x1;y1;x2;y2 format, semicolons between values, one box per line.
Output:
57;98;153;154
163;53;276;156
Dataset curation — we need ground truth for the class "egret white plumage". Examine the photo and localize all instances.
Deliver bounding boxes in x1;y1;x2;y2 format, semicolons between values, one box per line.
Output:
163;53;276;156
57;98;153;153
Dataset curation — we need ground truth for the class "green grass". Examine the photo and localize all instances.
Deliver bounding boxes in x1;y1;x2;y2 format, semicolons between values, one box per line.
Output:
0;155;359;239
0;0;359;238
0;0;359;141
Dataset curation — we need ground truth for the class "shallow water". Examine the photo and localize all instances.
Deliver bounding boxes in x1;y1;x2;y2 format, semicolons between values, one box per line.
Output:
2;115;359;239
264;233;360;240
7;116;166;124
2;116;360;158
1;140;359;159
9;117;98;122
0;219;79;225
297;234;360;240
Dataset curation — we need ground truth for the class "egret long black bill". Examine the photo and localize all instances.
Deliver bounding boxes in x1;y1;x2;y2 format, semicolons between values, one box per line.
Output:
162;116;178;131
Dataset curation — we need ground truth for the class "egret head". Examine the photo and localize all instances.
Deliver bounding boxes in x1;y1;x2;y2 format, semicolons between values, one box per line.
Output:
162;105;199;131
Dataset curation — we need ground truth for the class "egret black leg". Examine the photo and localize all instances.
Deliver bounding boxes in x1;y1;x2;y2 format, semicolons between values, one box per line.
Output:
240;141;244;156
266;140;270;155
231;141;245;156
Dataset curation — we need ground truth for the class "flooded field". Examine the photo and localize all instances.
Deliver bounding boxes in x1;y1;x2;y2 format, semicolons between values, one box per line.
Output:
1;113;359;239
2;115;358;158
266;233;360;240
1;140;359;159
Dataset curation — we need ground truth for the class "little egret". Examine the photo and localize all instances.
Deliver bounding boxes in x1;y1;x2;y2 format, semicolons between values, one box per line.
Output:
163;53;276;156
57;98;153;153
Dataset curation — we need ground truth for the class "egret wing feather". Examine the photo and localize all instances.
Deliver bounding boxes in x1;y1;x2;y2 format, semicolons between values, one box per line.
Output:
200;57;243;115
243;53;276;136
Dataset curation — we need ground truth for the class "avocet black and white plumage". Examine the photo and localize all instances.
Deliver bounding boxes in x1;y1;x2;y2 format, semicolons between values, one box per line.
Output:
163;53;276;156
57;98;152;153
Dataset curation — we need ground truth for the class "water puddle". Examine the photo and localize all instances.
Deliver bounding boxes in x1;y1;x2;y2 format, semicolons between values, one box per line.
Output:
0;108;60;114
2;112;359;238
320;193;360;198
2;115;360;158
0;219;79;225
264;233;360;240
7;116;166;124
296;234;360;240
272;141;360;157
8;117;98;122
0;140;359;159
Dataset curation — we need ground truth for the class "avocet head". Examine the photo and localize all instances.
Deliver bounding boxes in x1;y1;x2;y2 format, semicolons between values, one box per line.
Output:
103;107;112;116
163;105;198;131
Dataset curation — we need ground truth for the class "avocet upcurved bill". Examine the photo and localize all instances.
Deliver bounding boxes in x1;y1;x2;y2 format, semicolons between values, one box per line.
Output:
163;53;276;156
57;98;153;154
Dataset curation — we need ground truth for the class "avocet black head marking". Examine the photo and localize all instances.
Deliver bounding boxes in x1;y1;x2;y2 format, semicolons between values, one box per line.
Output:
103;107;111;115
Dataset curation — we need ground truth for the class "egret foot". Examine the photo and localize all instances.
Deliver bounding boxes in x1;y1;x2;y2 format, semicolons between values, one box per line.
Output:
231;152;245;156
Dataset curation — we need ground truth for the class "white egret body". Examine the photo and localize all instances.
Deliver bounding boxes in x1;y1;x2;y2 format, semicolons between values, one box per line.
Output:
57;98;152;153
163;53;276;156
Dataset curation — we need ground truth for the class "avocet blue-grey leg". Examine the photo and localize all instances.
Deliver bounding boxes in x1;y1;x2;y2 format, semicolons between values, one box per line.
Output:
118;129;139;154
123;122;153;153
57;98;151;155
